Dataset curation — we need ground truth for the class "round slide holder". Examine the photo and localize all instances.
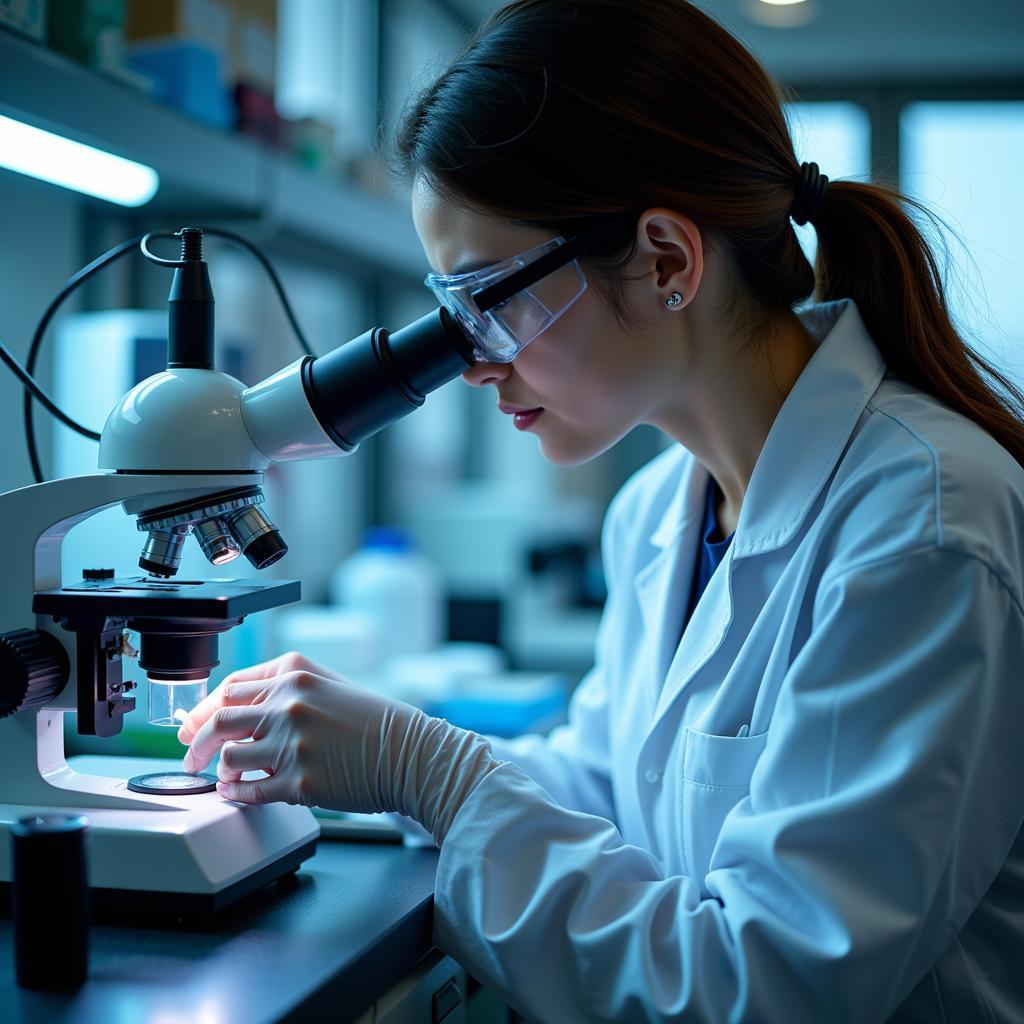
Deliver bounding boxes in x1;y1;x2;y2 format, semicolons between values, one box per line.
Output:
127;772;218;795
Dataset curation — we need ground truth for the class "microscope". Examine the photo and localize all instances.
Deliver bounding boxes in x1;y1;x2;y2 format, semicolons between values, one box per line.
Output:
0;229;474;914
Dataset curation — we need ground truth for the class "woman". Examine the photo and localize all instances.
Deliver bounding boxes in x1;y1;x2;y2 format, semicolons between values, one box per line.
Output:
178;2;1024;1019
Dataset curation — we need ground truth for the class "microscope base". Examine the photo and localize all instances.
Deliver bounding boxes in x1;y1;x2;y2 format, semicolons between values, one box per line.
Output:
0;837;317;920
0;756;322;918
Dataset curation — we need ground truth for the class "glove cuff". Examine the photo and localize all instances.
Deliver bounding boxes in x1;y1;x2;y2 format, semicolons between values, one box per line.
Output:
388;711;498;845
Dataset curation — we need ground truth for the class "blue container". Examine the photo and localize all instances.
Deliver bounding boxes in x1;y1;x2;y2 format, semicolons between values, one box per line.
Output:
128;42;233;130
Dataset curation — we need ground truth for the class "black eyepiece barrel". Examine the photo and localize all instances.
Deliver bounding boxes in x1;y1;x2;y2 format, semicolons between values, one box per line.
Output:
302;307;474;451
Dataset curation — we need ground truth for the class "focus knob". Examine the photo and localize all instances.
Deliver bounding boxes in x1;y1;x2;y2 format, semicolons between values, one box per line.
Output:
0;629;70;718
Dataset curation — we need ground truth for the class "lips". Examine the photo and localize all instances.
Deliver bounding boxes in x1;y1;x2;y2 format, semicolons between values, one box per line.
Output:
498;403;543;415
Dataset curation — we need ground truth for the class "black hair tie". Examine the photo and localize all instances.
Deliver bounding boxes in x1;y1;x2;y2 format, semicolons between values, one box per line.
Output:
790;161;830;226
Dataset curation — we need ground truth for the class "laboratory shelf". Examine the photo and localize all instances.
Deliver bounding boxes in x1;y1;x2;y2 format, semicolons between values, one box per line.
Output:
0;29;425;277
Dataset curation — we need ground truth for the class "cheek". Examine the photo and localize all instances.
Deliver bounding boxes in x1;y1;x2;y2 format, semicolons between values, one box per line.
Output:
523;324;641;420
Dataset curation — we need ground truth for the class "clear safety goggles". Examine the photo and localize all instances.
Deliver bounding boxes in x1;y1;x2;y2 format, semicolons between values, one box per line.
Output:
423;218;626;363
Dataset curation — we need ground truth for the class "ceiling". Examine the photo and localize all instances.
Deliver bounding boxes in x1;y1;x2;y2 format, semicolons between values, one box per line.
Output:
448;0;1024;86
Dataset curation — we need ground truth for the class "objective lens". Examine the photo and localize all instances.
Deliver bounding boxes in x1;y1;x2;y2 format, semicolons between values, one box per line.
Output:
147;675;208;727
226;505;289;570
138;525;191;577
193;517;240;566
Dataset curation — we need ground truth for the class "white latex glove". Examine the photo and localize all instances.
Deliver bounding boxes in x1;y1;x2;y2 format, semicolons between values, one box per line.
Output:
176;652;499;845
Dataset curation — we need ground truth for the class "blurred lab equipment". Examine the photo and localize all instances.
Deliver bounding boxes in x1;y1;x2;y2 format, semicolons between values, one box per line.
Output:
0;225;475;913
374;643;567;738
330;525;444;659
12;813;90;990
406;480;603;673
274;604;382;679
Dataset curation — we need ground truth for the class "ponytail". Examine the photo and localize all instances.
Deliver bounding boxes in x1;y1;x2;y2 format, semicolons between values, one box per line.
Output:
814;183;1024;468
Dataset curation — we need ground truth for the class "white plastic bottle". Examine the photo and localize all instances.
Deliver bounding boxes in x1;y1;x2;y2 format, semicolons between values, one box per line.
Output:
329;527;444;659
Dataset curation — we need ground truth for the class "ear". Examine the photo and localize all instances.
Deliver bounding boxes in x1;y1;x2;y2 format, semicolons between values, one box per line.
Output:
636;208;704;309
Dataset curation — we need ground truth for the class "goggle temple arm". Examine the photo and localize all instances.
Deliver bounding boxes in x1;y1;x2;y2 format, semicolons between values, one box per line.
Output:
472;217;628;314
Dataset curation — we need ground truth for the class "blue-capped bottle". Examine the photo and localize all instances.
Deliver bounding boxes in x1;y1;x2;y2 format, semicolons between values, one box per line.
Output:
330;527;444;658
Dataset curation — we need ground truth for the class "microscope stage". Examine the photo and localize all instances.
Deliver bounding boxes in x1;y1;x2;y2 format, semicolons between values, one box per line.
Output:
34;576;300;620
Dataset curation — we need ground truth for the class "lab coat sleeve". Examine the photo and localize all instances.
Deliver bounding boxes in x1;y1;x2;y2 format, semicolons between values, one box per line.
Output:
433;546;1024;1023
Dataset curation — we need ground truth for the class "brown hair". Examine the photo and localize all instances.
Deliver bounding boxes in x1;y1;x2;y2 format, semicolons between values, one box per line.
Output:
386;0;1024;466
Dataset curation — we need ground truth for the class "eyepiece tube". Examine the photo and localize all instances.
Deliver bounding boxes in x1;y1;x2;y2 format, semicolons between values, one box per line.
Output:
302;307;474;451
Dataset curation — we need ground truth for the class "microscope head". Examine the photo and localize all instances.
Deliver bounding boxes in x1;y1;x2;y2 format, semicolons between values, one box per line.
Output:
97;228;472;579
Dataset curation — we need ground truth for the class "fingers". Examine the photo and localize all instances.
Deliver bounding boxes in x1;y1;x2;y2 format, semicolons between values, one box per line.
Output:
216;773;292;805
221;651;341;687
217;738;275;781
177;679;273;746
183;704;268;773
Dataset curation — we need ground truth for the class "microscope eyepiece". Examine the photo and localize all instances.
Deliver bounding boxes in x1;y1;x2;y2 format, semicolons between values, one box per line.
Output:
301;306;474;451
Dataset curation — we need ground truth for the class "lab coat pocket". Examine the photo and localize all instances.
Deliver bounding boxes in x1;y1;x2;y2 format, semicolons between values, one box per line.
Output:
680;726;768;890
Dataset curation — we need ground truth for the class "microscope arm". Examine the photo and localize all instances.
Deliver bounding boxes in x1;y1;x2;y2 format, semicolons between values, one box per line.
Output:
0;472;263;810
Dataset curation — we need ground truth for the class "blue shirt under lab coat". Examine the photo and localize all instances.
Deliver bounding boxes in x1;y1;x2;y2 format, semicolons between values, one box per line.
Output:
433;298;1024;1023
685;477;734;635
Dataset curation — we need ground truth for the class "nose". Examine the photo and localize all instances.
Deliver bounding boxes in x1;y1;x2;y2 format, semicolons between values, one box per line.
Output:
462;359;512;388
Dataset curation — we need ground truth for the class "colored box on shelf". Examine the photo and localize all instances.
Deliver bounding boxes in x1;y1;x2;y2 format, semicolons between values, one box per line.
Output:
127;39;233;129
0;0;46;40
46;0;124;66
222;0;275;91
234;80;282;147
285;116;339;176
124;0;230;59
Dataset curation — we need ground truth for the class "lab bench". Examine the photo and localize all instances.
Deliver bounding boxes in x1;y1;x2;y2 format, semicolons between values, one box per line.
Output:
0;840;465;1023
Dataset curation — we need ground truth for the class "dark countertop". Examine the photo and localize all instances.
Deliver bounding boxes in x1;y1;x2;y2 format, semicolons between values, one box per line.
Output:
0;840;440;1024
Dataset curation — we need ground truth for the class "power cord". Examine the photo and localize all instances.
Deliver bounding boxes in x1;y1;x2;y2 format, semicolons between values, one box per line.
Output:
1;340;101;440
18;227;314;484
23;235;144;483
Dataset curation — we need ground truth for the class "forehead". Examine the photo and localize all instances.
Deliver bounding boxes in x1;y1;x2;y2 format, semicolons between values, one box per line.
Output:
411;175;550;276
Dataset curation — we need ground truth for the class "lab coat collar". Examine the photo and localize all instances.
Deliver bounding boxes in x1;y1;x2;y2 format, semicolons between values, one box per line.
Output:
648;299;886;558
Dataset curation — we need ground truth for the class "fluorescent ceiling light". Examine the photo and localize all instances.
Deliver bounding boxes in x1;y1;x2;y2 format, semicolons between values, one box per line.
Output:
744;0;817;26
0;114;159;207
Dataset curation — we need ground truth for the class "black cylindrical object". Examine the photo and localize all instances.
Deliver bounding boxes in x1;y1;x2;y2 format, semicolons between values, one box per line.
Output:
303;307;474;450
137;628;220;681
167;228;215;369
12;814;90;990
242;528;288;570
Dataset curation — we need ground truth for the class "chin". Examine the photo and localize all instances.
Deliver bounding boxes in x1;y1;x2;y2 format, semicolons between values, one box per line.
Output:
537;429;622;467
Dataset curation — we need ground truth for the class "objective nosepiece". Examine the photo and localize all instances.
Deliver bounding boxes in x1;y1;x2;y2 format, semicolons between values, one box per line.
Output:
135;486;287;577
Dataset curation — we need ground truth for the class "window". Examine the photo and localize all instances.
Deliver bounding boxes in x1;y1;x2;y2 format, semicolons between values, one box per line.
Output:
901;101;1024;382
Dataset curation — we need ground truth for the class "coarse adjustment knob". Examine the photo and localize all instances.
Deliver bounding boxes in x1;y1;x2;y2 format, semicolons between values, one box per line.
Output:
0;628;71;719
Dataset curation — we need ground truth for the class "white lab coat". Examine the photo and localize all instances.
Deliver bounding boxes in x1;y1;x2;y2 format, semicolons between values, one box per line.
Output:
432;299;1024;1023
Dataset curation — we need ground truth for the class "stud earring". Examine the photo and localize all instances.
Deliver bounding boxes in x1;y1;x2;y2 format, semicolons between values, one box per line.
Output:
665;291;683;308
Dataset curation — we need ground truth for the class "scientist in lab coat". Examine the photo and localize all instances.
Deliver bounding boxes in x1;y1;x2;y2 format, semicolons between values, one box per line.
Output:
178;1;1024;1020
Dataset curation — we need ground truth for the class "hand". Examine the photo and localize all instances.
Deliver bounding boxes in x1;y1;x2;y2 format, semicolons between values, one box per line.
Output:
176;658;499;844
